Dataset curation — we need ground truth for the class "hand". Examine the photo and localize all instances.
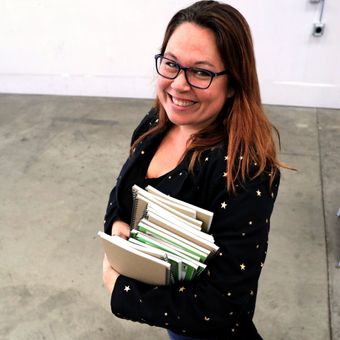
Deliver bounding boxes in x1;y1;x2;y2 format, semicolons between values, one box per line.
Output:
103;254;120;294
111;220;131;239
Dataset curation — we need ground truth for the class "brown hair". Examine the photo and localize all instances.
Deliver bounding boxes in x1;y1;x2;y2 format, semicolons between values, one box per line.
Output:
132;0;285;191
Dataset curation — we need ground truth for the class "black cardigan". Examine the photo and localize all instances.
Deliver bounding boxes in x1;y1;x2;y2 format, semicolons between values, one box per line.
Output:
103;109;280;339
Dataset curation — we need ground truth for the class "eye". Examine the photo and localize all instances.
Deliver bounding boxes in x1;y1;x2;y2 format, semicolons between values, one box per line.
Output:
164;60;178;69
191;68;212;79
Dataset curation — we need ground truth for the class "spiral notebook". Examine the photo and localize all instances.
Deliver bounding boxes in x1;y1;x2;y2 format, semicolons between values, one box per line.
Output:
98;185;218;285
98;231;171;285
131;184;213;232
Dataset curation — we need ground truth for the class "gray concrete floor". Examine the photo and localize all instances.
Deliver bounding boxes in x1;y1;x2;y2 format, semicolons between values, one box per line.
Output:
0;93;339;340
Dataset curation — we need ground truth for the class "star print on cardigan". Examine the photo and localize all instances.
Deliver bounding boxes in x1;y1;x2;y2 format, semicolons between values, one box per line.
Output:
105;111;281;337
240;263;246;270
221;201;227;209
179;286;186;293
124;286;131;292
256;190;262;197
205;157;209;162
223;172;227;177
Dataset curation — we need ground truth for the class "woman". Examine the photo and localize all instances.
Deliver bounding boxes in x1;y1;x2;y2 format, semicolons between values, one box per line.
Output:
102;1;282;339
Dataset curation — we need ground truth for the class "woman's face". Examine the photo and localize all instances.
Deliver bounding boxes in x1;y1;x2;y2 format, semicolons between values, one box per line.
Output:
157;22;230;133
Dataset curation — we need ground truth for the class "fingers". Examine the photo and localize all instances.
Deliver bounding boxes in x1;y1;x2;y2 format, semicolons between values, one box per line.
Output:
102;254;119;294
103;254;110;270
111;220;131;239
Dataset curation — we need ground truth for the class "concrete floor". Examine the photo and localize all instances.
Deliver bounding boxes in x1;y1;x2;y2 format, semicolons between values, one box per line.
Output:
0;93;339;340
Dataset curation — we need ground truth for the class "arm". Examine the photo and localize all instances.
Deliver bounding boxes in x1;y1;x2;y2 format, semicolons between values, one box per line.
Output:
108;150;280;337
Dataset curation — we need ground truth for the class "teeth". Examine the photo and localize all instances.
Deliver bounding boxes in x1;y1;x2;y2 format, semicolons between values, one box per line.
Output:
172;96;194;107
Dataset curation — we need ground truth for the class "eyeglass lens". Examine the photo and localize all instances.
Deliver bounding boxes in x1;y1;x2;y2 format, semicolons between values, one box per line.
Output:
156;56;213;89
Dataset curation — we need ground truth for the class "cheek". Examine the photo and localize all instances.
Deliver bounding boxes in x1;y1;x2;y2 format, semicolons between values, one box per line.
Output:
156;77;170;94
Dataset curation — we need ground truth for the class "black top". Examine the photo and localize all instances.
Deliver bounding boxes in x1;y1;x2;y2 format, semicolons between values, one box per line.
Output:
118;139;166;226
103;109;280;339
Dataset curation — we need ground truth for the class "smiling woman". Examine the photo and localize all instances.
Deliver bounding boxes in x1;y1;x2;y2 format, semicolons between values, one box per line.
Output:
102;1;285;339
156;23;230;133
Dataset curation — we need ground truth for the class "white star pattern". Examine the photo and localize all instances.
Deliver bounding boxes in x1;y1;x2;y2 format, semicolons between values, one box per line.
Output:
223;172;227;177
256;190;261;197
221;201;227;209
179;286;186;293
240;263;246;270
205;157;209;162
124;286;131;292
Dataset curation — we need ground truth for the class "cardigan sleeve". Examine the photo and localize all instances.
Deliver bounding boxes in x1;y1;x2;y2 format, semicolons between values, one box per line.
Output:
103;108;159;235
109;148;280;337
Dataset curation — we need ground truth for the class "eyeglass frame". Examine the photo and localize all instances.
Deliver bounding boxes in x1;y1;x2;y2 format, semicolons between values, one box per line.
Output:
154;53;229;90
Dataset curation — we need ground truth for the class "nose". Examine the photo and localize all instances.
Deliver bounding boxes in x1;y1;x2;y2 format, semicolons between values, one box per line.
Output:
170;70;191;91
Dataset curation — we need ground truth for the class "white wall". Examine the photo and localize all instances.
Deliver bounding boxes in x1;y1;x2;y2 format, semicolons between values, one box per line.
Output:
0;0;339;108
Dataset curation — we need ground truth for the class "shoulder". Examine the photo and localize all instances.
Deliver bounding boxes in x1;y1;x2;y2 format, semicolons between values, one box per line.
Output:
194;145;228;183
192;145;280;206
130;107;159;145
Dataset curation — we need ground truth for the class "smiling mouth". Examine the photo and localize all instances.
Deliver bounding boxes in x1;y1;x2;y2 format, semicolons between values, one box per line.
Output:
169;94;197;107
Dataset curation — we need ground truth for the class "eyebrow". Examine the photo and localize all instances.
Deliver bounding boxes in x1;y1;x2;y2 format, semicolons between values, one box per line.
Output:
163;52;216;69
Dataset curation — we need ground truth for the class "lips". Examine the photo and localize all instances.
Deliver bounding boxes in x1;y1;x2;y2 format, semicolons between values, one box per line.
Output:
169;94;197;107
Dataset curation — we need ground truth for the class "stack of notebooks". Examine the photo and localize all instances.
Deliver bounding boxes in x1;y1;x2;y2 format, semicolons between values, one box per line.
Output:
98;185;219;285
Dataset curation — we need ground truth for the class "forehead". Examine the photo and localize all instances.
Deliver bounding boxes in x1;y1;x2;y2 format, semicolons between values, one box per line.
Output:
165;22;223;68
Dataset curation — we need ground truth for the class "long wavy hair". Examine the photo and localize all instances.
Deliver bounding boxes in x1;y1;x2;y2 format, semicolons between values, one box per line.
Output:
132;0;284;192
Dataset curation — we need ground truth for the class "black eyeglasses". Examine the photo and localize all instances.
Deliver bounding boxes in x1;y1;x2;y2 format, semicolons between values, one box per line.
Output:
154;54;228;89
